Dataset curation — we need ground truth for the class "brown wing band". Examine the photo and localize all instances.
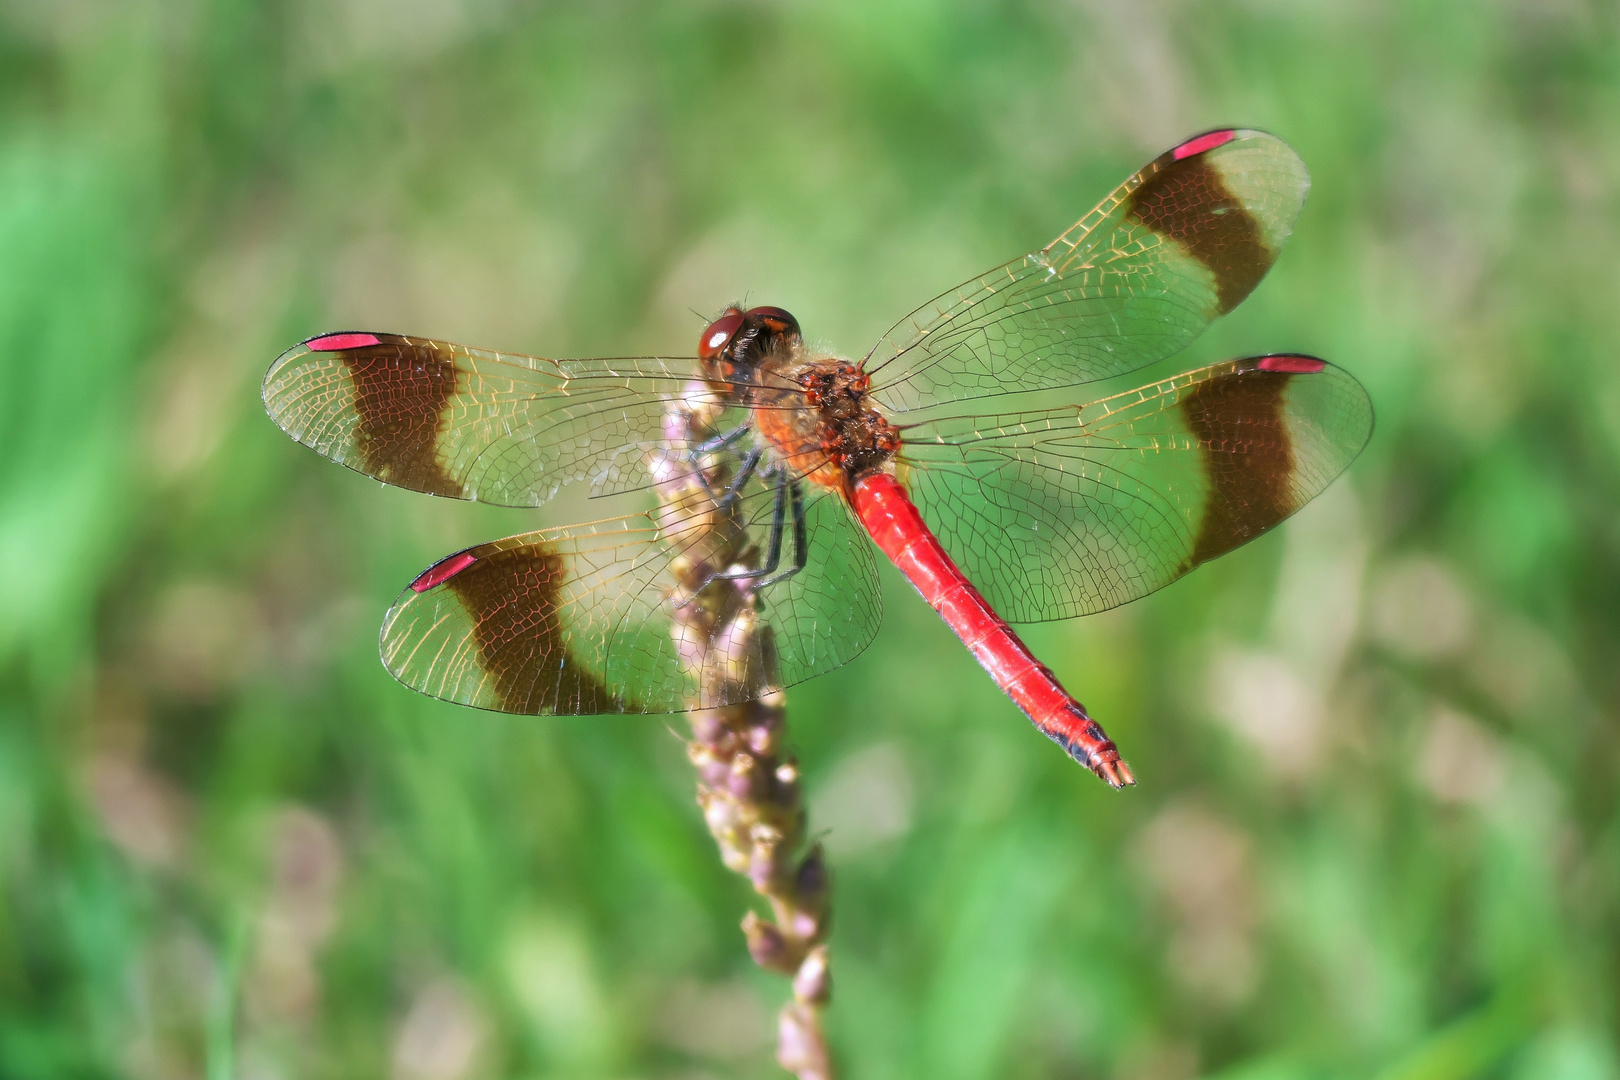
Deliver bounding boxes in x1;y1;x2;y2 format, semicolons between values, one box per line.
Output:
1126;154;1272;315
342;341;466;498
1182;366;1297;566
442;545;620;714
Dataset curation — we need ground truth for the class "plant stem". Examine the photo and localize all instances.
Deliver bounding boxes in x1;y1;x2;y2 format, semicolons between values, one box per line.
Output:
649;381;834;1080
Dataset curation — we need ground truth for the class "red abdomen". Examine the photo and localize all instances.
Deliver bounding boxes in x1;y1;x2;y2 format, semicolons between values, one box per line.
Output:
851;472;1134;787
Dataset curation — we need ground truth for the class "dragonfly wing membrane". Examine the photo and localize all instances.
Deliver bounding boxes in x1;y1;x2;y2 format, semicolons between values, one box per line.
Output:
379;485;882;714
899;357;1372;622
868;130;1309;412
262;332;696;506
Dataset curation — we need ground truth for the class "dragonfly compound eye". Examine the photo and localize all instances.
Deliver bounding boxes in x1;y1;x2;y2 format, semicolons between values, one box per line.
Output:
744;305;801;342
708;305;805;377
698;307;746;360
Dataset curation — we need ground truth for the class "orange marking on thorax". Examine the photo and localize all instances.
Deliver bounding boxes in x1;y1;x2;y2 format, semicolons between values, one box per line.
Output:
751;353;900;490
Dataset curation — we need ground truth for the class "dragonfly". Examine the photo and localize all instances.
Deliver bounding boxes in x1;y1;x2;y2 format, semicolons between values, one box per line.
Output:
263;128;1372;787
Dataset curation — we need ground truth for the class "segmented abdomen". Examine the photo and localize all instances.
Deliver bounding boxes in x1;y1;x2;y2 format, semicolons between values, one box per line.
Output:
851;472;1133;787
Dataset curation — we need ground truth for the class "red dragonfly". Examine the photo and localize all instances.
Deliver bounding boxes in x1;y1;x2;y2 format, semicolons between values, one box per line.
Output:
264;129;1371;787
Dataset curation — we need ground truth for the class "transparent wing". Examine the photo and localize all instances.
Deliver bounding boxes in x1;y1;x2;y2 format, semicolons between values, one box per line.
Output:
262;331;707;506
378;483;882;714
866;129;1310;412
897;356;1372;622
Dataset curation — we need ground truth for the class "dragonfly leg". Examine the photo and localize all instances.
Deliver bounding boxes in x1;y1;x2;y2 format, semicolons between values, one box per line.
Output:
713;447;762;511
688;423;756;503
754;480;806;590
715;466;786;581
691;421;753;457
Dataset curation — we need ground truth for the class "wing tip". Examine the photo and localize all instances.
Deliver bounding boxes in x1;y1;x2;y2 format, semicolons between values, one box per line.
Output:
262;332;382;411
1244;351;1376;461
1172;128;1238;160
1171;126;1295;161
304;331;383;352
1168;127;1308;196
1256;353;1327;374
409;549;480;592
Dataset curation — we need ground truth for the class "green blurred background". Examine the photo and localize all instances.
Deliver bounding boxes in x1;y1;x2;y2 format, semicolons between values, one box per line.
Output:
3;2;1618;1078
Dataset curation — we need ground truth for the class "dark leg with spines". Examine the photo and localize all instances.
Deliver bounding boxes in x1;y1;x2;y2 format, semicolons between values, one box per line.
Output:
756;481;807;590
714;448;762;510
716;467;787;581
688;422;756;503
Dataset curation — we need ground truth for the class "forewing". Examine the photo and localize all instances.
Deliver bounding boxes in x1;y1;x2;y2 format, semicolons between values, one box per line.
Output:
262;331;697;505
867;130;1309;412
378;485;882;714
899;356;1372;622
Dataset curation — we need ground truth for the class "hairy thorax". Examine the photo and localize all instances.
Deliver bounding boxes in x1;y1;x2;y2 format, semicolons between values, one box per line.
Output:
750;349;901;493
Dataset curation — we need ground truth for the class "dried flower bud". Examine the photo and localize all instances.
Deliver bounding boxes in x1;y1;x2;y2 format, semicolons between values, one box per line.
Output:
749;838;786;893
728;752;764;799
743;910;804;973
699;791;736;833
689;712;727;744
793;945;832;1005
795;844;829;904
747;715;783;756
785;906;823;944
777;1000;833;1080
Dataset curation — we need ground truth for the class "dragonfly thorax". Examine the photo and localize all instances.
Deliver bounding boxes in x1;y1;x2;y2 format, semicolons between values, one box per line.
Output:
703;304;900;490
741;351;900;488
751;352;900;491
798;359;899;484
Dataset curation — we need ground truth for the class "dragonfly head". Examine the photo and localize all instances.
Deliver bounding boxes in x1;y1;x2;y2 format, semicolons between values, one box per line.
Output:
699;305;802;390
